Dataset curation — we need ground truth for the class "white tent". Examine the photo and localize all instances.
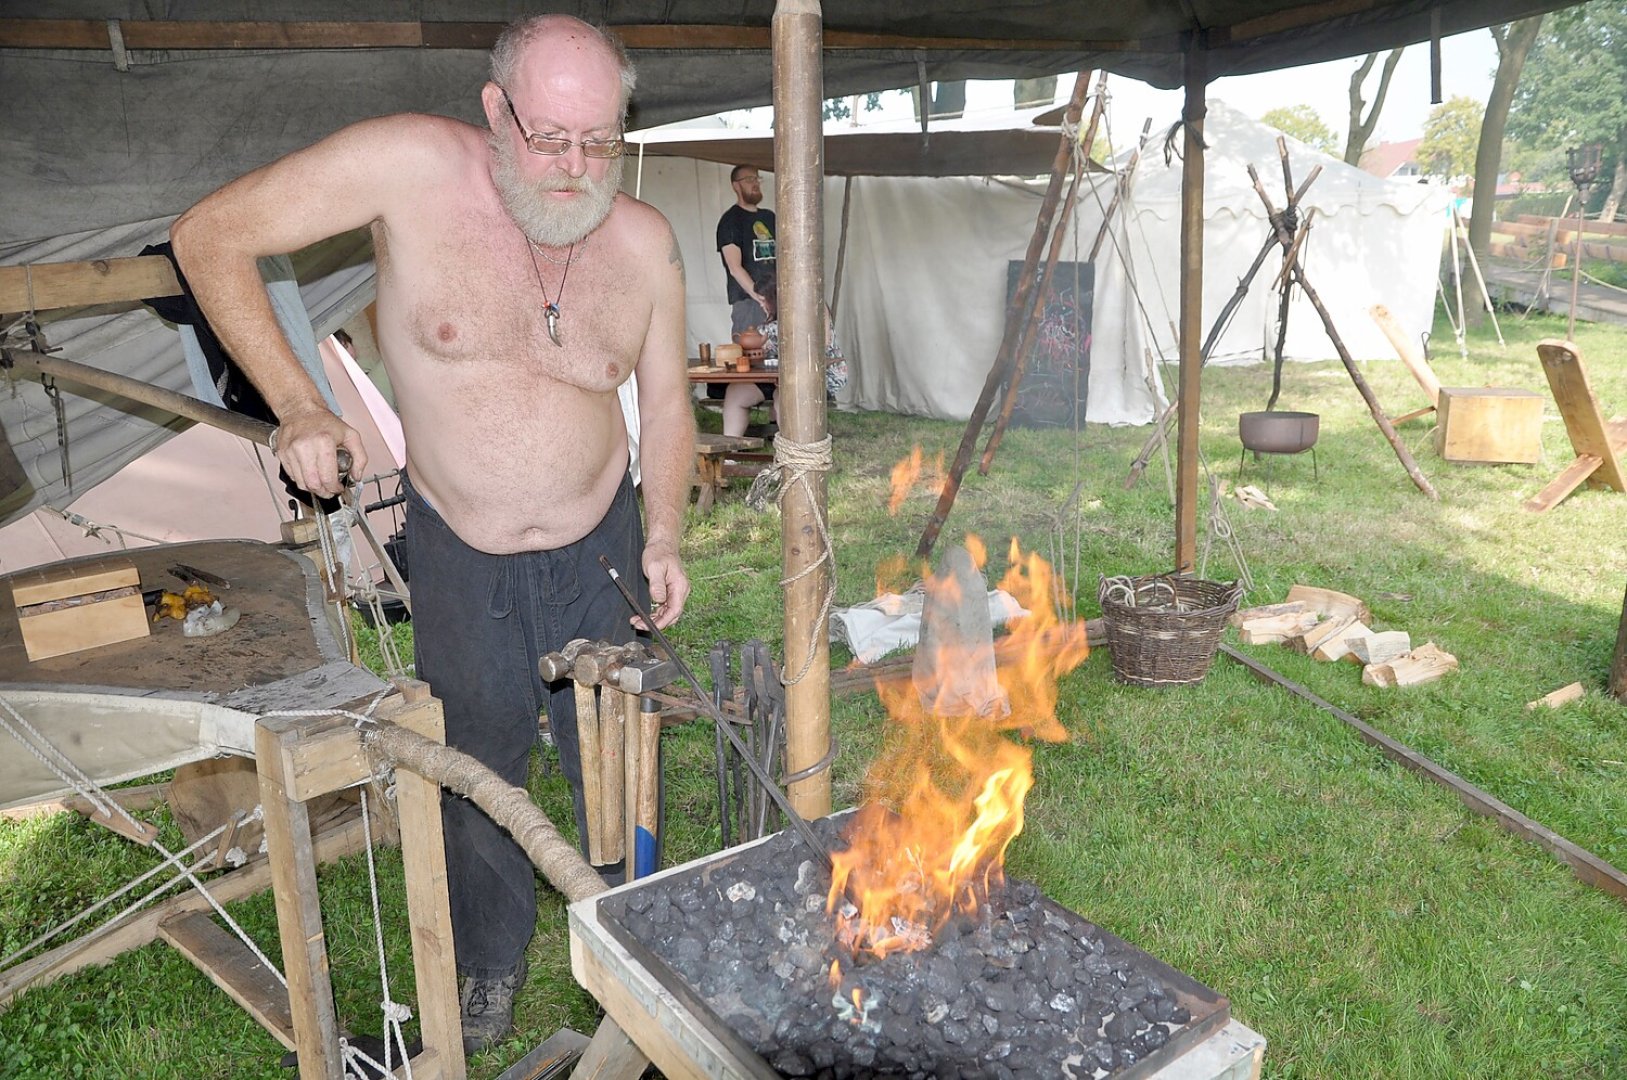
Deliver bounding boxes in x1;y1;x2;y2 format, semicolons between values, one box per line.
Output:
631;101;1449;429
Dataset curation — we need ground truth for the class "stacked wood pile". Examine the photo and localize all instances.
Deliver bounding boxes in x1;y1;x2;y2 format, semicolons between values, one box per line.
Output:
1231;585;1458;688
1489;215;1627;268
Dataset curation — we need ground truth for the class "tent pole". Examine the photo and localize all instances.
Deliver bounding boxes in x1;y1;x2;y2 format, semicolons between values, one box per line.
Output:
831;175;853;318
773;0;832;820
915;68;1091;560
1174;39;1207;573
979;71;1109;475
8;349;274;447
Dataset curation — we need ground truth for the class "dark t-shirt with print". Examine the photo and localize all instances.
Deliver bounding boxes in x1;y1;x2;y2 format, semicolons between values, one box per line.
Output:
715;205;777;304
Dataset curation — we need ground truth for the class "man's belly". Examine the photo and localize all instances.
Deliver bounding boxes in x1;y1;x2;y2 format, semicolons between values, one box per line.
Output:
400;406;631;554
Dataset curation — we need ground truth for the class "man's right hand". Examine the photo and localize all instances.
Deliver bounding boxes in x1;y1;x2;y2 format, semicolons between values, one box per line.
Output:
273;408;368;499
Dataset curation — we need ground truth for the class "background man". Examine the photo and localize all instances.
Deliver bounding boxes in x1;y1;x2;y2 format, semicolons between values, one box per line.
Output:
171;14;694;1053
716;165;776;336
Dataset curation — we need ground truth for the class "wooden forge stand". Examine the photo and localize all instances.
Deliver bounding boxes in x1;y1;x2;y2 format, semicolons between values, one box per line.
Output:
568;840;1267;1080
256;687;465;1080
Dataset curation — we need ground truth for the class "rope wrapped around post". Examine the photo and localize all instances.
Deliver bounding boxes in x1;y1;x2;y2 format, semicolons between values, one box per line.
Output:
361;722;605;904
745;434;837;686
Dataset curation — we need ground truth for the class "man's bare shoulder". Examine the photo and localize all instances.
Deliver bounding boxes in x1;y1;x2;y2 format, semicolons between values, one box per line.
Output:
329;113;488;182
603;194;680;265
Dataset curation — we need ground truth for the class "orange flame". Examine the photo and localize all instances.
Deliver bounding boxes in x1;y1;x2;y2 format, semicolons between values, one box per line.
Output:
886;447;945;515
828;538;1089;960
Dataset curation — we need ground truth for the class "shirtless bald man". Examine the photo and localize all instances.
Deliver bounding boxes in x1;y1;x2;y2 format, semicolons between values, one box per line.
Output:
172;15;694;1052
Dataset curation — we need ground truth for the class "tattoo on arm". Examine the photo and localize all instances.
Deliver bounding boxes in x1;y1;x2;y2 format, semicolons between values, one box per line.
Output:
667;231;685;282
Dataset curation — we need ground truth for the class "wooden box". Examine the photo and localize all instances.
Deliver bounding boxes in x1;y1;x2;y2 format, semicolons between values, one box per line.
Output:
11;559;149;662
1434;386;1544;464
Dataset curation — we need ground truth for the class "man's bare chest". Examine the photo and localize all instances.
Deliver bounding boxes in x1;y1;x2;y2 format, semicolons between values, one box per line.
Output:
377;217;649;393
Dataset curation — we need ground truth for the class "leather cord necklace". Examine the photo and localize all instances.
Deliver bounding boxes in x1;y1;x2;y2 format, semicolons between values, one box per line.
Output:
525;238;576;347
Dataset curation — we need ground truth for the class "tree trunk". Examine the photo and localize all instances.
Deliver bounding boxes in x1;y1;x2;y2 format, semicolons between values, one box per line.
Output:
1344;49;1405;166
1468;17;1543;325
1602;127;1627;223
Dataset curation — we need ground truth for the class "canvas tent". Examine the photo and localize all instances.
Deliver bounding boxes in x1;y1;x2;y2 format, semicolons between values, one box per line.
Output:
0;1;1579;506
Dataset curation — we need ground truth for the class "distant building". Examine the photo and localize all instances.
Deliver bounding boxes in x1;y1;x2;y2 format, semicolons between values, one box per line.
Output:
1358;138;1423;180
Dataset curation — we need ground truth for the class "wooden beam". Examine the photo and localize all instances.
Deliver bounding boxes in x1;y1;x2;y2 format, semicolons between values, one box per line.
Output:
775;0;834;821
1174;41;1207;573
1220;644;1627;905
0;814;367;1009
0;256;180;314
158;910;297;1049
1611;581;1627;704
0;18;1143;53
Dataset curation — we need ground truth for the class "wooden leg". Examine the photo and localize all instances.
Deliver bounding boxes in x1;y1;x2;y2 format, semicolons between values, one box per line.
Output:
570;1017;650;1080
1611;580;1627;703
1523;454;1603;513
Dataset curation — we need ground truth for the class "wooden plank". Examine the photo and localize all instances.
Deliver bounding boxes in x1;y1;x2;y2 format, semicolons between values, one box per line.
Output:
376;696;466;1080
1368;304;1440;406
1527;682;1585;710
571;1016;653;1080
1537;340;1626;491
10;561;140;606
158;910;296;1049
0;814;366;1009
1524;453;1603;513
256;723;343;1080
256;712;373;803
0;18;1132;53
0;256;180;313
0;781;168;822
1284;584;1371;624
1435;387;1544;464
1220;645;1627;905
1612;581;1627;704
17;592;149;662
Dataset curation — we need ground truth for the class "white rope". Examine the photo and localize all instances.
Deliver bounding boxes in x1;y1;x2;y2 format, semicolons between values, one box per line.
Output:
744;434;836;686
358;787;414;1078
43;507;166;547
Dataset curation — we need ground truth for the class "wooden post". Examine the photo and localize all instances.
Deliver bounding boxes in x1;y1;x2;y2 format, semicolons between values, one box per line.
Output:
256;724;344;1080
773;0;833;819
1610;580;1627;703
1174;40;1207;573
830;175;853;319
915;68;1091;560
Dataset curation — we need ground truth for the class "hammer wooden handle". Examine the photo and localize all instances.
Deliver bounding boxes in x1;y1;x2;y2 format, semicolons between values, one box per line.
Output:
598;687;625;864
573;683;604;864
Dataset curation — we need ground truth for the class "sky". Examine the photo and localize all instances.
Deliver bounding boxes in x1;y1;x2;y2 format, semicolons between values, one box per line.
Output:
710;29;1499;154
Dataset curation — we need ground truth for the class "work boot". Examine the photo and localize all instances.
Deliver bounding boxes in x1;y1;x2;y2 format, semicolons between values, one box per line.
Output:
458;958;525;1054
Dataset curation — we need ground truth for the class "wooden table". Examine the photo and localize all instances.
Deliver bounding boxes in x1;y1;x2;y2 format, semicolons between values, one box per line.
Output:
687;363;779;384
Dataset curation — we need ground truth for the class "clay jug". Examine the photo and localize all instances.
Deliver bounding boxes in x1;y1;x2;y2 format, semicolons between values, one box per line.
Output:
735;326;767;351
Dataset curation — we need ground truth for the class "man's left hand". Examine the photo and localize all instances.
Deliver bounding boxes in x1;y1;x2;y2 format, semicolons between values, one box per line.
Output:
638;539;689;630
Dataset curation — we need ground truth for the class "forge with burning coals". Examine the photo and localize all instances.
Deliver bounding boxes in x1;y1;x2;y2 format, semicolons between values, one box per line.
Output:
588;540;1232;1078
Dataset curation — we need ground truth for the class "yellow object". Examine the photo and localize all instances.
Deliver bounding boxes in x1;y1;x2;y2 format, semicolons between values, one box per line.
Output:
182;583;215;607
152;592;189;622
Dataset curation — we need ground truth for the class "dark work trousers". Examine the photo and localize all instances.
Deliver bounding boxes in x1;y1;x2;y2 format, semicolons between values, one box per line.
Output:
404;471;648;979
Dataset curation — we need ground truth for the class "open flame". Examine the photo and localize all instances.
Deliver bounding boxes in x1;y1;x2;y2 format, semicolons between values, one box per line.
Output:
827;536;1089;960
886;446;944;515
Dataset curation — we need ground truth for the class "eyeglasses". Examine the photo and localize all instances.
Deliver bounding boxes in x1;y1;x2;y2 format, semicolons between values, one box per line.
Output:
500;88;626;159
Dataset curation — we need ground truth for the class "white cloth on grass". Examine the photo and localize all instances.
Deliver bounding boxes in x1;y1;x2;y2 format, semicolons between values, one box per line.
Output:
830;587;1028;664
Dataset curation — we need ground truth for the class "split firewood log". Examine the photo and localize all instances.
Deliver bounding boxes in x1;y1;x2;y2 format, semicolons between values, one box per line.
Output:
1526;682;1585;710
1229;600;1309;627
1349;630;1412;666
1362;642;1458;688
1292;613;1356;655
1238;610;1321;645
1316;620;1372;662
1285;584;1372;626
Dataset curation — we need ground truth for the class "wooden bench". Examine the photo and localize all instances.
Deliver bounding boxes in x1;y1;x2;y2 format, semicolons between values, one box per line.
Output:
693;433;763;516
1524;340;1627;512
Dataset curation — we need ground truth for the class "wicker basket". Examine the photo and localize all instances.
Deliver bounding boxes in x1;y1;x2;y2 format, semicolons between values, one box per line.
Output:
1097;573;1244;687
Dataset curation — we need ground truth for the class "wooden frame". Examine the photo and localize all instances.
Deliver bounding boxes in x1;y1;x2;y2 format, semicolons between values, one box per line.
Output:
255;687;465;1080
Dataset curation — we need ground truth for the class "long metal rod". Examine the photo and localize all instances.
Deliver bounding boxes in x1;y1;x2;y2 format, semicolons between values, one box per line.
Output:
1220;644;1627;904
599;556;832;868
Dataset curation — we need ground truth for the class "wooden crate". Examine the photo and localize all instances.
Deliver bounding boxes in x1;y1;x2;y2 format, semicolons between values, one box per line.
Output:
1434;387;1544;464
11;559;149;662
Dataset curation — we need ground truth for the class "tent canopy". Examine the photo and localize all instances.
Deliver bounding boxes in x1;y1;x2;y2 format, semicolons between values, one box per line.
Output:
0;0;1581;246
0;0;1586;531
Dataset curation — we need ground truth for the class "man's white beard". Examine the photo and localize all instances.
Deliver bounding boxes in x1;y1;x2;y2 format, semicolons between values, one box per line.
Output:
491;133;623;248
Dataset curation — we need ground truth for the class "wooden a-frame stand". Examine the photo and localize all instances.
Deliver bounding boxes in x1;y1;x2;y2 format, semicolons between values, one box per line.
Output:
1524;339;1627;513
256;684;466;1080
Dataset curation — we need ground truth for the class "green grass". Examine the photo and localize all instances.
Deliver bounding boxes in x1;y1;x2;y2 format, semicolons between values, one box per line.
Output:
2;304;1625;1078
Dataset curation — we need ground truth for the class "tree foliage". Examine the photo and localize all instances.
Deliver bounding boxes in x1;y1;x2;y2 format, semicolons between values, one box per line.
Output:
1509;3;1627;152
1418;96;1484;180
1261;105;1338;154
